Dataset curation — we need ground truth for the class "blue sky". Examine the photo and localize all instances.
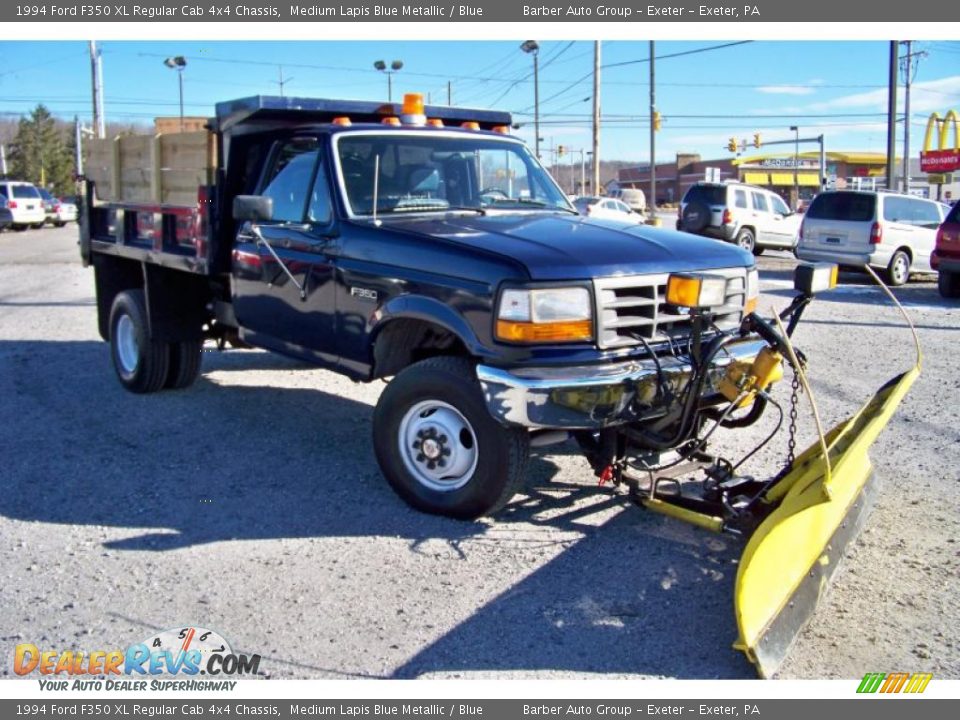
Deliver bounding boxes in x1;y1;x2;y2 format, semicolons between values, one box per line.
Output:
1;40;959;163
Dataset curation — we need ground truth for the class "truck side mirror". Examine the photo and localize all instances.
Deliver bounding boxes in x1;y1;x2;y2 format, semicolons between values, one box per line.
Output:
233;195;273;222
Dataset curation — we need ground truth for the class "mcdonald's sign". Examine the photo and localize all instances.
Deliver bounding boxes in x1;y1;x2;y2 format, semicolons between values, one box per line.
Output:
920;110;960;173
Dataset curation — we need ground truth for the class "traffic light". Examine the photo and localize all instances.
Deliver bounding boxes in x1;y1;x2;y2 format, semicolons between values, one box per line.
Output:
653;111;662;132
727;137;739;153
753;132;762;149
557;145;566;158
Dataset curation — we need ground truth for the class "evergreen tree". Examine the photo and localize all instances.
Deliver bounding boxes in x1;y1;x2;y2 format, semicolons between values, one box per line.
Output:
8;105;75;196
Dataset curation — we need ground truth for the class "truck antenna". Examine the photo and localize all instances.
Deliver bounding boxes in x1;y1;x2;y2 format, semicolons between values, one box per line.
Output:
372;154;381;227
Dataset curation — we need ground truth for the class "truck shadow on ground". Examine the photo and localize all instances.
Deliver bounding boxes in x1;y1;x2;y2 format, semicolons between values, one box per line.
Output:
0;339;754;679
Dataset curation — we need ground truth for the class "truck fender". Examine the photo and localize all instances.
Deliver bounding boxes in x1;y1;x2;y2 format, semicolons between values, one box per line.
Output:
368;295;495;373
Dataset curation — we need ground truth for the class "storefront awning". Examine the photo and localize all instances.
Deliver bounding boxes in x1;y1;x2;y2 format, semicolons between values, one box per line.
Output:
767;172;821;187
743;172;768;185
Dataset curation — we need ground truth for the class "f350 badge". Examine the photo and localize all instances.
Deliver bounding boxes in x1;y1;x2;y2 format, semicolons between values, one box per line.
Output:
350;287;379;301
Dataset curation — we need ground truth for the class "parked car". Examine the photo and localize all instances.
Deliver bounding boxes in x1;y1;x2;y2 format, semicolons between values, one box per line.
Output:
0;195;13;232
37;188;59;226
608;187;647;213
933;200;960;298
573;195;645;223
677;181;801;255
797;190;949;286
54;196;79;225
0;180;46;230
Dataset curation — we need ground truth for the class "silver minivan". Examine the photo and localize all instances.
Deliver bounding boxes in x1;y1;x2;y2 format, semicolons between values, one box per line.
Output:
0;180;46;230
797;191;949;286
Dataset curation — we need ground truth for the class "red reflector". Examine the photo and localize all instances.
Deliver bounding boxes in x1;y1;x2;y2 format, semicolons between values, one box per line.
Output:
722;209;733;225
870;221;882;244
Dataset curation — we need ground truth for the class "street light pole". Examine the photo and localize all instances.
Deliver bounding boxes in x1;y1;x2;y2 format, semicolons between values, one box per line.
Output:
374;60;404;102
163;56;187;132
521;41;540;160
790;125;799;210
649;40;656;221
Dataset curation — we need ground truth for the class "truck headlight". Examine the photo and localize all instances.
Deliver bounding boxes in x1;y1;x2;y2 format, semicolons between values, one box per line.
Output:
496;287;593;343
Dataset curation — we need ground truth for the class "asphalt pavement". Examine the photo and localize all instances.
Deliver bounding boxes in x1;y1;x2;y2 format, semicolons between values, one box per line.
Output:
0;225;957;680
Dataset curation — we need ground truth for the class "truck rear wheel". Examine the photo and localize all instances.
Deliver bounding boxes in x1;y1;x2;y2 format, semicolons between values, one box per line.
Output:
372;356;529;519
165;340;204;390
109;289;170;394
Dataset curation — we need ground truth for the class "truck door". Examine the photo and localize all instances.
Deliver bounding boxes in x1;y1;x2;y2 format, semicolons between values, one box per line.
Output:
231;137;339;363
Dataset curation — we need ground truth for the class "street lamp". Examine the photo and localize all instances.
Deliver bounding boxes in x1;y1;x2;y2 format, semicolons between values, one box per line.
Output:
520;40;540;160
163;56;187;132
790;125;800;211
374;60;403;102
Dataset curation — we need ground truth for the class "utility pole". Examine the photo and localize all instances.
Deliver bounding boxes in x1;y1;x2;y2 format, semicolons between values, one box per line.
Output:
447;81;452;105
74;116;83;177
89;41;106;138
649;40;656;222
0;144;7;175
886;41;899;193
275;66;294;97
580;149;586;195
592;41;601;194
900;41;926;194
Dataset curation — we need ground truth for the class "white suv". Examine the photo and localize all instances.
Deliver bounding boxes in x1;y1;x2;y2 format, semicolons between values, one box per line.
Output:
677;181;801;255
797;191;949;286
0;180;46;230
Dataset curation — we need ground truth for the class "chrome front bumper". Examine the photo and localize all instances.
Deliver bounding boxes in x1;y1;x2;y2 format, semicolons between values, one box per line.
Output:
476;338;767;429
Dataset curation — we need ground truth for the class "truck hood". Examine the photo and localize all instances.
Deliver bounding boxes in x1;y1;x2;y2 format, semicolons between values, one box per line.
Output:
375;212;753;280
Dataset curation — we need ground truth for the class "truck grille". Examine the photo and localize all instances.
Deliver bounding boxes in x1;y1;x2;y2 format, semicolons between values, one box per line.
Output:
593;268;747;349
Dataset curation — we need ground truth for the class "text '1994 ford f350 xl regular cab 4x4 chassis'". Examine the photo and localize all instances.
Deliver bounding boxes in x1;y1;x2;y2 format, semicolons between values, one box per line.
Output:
79;94;919;678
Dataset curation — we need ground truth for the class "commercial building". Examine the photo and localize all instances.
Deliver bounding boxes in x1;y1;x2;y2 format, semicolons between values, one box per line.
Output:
616;151;958;207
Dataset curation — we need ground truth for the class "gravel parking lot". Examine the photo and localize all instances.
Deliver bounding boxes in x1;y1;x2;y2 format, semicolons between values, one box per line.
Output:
1;224;957;680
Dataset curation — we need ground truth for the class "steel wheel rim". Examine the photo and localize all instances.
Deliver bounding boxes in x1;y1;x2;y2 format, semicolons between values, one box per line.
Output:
398;400;479;492
115;314;140;374
739;232;754;251
892;256;908;284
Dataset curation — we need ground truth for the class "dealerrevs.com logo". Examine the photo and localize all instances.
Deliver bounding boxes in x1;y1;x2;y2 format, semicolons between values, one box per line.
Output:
14;626;261;691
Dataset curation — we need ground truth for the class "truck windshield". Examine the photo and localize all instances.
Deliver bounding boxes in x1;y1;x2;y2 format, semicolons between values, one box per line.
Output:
336;133;573;216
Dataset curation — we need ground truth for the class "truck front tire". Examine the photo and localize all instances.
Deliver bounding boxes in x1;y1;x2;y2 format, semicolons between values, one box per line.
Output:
109;289;170;394
372;356;529;519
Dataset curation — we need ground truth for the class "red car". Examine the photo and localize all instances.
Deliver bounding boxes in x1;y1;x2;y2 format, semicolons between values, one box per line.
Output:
934;202;960;298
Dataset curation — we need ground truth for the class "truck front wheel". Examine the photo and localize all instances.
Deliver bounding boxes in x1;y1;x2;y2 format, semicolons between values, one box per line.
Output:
109;289;170;394
373;357;529;519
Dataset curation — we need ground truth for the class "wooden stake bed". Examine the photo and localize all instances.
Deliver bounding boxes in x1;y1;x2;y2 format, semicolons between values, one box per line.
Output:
82;131;218;274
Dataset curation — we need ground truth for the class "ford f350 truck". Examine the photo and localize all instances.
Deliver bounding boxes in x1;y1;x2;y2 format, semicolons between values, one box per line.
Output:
81;93;767;518
80;94;919;677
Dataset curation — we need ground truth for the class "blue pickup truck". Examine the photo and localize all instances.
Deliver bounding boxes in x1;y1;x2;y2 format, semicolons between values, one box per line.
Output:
80;94;779;520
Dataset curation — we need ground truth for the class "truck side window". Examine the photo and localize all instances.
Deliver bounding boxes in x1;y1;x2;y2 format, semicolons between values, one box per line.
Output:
261;138;320;223
734;189;748;209
751;192;769;213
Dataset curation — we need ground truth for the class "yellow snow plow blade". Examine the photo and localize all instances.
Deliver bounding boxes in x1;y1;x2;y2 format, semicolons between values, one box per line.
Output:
734;364;920;678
